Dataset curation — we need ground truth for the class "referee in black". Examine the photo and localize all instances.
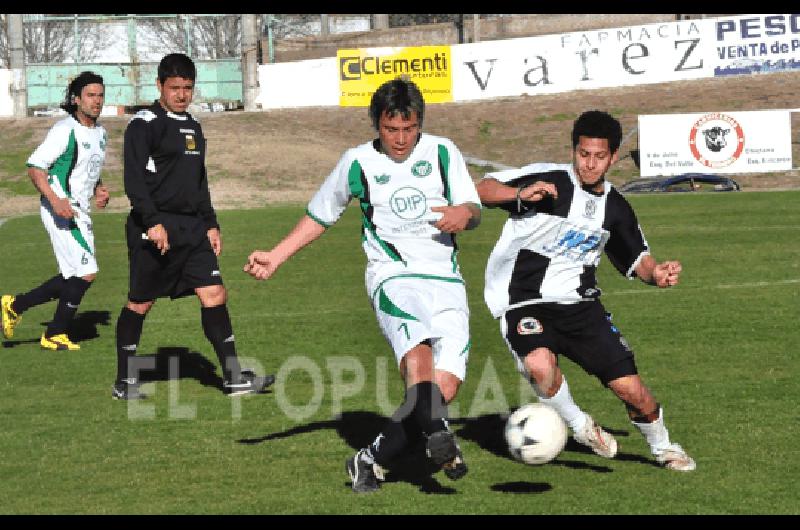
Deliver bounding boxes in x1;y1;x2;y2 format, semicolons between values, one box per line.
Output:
112;53;274;400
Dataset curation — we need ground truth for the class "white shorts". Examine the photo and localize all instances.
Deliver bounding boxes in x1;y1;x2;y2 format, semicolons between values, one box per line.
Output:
372;276;471;381
40;201;98;279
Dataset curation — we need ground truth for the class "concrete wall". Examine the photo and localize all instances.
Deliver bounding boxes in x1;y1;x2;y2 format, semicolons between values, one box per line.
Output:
263;14;679;63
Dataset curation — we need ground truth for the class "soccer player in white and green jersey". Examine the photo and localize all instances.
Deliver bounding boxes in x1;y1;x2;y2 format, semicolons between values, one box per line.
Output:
245;78;481;493
1;72;109;351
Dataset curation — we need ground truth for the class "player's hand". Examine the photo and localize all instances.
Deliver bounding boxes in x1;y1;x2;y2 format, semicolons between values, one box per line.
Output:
431;204;473;233
207;228;222;256
519;181;558;202
50;196;75;219
652;260;681;288
94;184;110;209
244;250;281;280
147;223;170;255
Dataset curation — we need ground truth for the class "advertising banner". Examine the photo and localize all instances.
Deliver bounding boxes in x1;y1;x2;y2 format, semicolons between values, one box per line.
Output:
638;110;792;176
451;18;715;101
713;14;800;76
337;46;452;106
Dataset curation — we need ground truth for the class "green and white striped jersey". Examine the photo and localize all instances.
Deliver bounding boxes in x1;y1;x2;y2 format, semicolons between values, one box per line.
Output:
26;116;107;214
307;133;480;291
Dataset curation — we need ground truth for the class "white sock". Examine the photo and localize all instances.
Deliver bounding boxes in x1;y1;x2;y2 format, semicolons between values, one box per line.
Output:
632;407;672;455
536;377;588;433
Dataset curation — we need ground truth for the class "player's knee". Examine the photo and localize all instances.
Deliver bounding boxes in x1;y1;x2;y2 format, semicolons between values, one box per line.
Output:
523;348;557;383
126;300;154;315
197;285;227;306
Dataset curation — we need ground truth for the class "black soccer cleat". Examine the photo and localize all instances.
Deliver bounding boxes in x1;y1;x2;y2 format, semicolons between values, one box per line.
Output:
345;448;383;493
426;430;468;480
223;369;275;396
112;378;145;400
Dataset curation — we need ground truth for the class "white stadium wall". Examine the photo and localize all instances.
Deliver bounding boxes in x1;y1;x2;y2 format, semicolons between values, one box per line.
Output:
256;13;800;109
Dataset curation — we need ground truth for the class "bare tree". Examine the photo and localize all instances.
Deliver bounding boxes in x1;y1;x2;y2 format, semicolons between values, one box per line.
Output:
0;14;9;68
138;14;241;60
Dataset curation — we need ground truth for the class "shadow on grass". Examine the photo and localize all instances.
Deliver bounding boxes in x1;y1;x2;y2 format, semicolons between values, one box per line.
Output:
128;346;225;393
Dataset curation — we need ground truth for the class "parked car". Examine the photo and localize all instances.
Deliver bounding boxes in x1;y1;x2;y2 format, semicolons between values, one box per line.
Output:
617;173;741;194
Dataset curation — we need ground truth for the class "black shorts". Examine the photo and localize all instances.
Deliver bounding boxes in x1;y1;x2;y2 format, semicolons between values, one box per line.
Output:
125;212;223;302
502;301;637;385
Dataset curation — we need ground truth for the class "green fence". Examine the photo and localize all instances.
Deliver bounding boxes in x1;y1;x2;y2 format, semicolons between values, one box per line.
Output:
26;59;243;108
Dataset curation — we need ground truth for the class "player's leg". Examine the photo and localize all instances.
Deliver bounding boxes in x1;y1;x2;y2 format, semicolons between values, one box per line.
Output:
195;284;275;396
592;308;695;471
607;374;696;471
39;211;98;350
112;299;154;400
2;275;64;339
502;305;617;458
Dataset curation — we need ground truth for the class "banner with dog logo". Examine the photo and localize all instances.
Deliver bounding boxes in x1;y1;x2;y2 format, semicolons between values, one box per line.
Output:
637;109;793;176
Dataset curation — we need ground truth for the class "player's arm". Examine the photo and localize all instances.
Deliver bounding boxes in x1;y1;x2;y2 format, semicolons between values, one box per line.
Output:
431;202;481;233
477;177;557;206
244;215;327;280
27;166;74;219
635;255;681;288
124;118;169;253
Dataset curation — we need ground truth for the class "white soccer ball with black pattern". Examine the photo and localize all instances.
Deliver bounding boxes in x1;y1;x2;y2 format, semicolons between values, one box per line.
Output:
504;403;568;465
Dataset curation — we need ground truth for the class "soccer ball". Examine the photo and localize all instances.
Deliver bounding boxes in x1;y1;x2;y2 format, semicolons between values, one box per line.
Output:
504;403;568;465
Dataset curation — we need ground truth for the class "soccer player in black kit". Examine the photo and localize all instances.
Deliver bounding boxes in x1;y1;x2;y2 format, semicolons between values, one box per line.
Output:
112;53;274;400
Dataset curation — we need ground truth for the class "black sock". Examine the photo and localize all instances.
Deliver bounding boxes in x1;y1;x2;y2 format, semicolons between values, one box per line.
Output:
369;419;408;468
200;304;242;382
408;382;448;437
44;277;91;337
13;275;65;314
116;307;146;383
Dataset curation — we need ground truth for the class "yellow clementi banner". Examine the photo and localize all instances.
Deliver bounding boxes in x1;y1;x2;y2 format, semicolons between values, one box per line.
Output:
338;46;453;107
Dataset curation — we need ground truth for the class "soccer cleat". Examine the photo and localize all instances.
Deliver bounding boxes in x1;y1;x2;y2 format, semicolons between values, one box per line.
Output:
573;415;618;458
345;448;384;493
112;378;145;400
1;294;21;339
40;333;80;351
655;443;696;471
426;430;468;480
223;369;275;396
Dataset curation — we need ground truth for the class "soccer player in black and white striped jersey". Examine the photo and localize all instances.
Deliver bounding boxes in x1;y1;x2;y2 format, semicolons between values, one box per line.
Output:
477;110;695;472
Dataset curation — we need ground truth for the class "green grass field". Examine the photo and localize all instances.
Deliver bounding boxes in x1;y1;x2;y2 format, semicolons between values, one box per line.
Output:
1;191;798;514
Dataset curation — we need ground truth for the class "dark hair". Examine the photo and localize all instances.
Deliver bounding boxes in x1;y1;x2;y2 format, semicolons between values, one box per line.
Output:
60;71;104;115
158;53;196;83
368;77;425;130
571;110;623;153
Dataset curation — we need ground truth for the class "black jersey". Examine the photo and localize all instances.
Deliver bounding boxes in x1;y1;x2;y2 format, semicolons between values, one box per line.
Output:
123;101;218;231
483;163;649;318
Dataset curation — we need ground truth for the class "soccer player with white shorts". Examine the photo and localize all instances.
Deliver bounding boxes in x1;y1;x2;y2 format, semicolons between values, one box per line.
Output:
245;78;482;493
2;72;109;351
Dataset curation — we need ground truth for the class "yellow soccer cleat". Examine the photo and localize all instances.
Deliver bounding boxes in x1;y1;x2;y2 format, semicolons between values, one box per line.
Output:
40;333;80;351
2;294;22;339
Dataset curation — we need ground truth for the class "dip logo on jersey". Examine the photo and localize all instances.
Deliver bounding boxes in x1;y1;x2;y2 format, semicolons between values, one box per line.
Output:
411;160;432;177
88;154;103;178
82;142;91;149
517;317;542;335
185;134;196;151
390;186;427;220
688;113;745;168
374;173;391;185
